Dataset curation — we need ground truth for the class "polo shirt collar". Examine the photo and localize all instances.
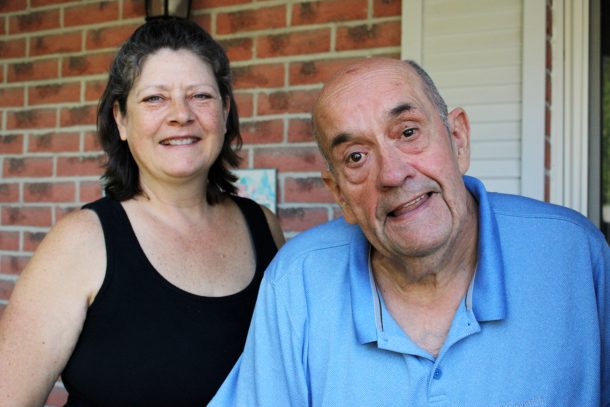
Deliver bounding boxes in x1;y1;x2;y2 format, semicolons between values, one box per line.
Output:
349;176;507;345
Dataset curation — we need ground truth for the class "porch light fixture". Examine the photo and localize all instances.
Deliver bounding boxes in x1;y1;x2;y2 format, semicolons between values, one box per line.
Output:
145;0;192;20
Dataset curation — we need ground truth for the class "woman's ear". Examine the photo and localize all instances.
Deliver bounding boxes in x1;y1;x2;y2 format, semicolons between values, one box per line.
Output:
447;107;471;175
113;102;128;141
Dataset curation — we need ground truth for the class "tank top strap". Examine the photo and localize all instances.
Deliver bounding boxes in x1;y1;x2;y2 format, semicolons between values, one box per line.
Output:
230;195;278;272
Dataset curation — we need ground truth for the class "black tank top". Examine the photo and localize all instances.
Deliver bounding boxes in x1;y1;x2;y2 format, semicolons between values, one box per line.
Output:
61;195;278;406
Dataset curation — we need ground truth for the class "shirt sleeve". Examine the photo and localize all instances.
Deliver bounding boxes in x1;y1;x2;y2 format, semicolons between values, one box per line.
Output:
598;236;610;406
208;265;310;407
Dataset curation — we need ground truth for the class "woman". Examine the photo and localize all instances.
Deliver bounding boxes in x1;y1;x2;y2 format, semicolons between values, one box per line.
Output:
0;19;284;406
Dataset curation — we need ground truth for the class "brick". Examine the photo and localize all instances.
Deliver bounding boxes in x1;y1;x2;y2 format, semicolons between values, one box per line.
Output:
292;0;367;25
9;9;60;34
56;155;105;177
0;183;20;202
86;23;139;50
278;206;328;232
0;134;24;154
220;38;253;62
217;6;286;35
59;105;96;127
0;255;30;275
6;109;57;130
234;93;253;118
0;231;19;251
257;29;331;58
284;176;334;203
29;83;81;105
25;182;76;203
32;0;72;4
289;58;359;86
240;119;283;144
55;205;79;222
233;64;284;89
0;87;24;107
23;231;46;252
64;1;119;27
45;384;68;407
253;146;325;172
29;132;80;153
85;79;106;102
63;52;114;77
336;21;401;51
374;0;401;17
332;206;344;220
191;15;212;33
83;131;101;152
0;0;26;12
258;89;318;115
8;59;59;82
192;0;251;8
80;180;103;202
0;279;15;300
123;0;147;20
1;206;52;227
31;31;82;56
288;118;314;142
4;157;53;178
0;38;26;59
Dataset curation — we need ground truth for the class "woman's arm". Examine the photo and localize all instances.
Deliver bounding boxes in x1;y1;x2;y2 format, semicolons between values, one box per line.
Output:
0;209;106;407
260;205;286;249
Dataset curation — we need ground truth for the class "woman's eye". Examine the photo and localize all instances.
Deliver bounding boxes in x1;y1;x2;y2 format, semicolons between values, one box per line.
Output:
142;95;162;103
402;128;416;138
192;93;211;100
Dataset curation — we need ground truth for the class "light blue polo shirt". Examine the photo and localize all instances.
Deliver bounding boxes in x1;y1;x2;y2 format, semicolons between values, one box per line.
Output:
210;176;609;406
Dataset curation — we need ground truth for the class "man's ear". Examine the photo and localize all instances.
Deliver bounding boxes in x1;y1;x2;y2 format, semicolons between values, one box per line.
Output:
447;107;471;175
321;168;357;224
113;102;128;141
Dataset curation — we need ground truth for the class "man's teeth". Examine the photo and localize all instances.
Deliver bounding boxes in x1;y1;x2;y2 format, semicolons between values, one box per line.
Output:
404;194;426;208
391;194;427;216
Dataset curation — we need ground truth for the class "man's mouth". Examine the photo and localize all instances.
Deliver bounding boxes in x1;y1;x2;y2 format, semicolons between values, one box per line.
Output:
160;136;200;146
388;192;432;217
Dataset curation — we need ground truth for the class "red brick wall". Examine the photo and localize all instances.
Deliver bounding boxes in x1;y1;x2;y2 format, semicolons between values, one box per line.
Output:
0;0;401;404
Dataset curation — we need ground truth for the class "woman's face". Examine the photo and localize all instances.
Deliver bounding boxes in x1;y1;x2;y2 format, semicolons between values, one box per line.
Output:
114;48;229;190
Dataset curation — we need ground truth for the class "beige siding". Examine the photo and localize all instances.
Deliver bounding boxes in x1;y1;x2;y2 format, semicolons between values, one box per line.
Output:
419;0;524;194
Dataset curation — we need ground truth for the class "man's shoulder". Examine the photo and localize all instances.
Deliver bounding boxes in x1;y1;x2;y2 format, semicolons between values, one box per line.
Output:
281;217;359;256
263;217;362;283
487;191;602;239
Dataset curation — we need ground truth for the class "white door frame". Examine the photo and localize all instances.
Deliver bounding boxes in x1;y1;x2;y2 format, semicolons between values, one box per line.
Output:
550;0;590;215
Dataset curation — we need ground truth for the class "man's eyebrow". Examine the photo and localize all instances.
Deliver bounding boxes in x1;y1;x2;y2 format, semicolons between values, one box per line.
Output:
329;133;352;150
388;103;414;118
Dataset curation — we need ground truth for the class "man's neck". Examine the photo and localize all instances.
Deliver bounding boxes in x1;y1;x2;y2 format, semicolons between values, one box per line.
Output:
370;198;479;356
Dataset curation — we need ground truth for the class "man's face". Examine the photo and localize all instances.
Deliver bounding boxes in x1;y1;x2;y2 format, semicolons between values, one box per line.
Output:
316;59;472;261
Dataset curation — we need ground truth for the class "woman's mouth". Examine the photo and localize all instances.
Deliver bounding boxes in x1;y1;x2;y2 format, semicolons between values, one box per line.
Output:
160;136;200;146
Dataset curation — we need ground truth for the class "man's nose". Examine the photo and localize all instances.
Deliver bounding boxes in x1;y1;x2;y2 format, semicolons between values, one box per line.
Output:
376;142;415;188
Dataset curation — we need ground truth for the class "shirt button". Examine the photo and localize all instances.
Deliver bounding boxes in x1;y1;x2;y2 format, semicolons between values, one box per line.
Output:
433;368;442;380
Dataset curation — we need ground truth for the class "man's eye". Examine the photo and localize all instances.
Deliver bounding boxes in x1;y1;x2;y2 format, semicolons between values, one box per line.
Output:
402;128;416;138
348;152;364;163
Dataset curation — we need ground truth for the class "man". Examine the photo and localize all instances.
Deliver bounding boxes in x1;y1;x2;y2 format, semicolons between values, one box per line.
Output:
210;58;609;406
